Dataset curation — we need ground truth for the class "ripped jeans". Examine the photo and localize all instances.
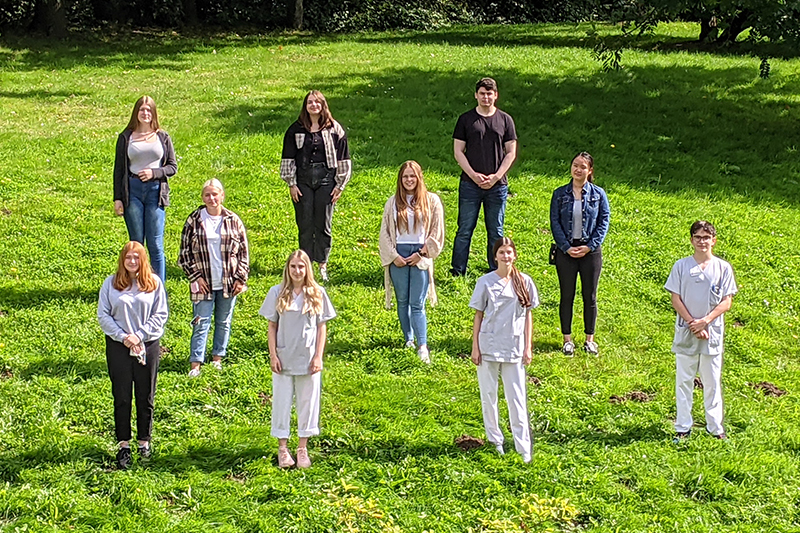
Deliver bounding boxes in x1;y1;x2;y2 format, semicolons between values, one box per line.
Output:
189;291;237;364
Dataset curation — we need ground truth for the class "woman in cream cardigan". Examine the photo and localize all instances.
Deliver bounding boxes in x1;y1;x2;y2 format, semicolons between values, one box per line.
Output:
379;161;445;364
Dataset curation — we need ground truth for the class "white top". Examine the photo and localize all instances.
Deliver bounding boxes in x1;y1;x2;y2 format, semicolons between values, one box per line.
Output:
469;271;540;363
396;196;425;244
665;256;737;356
97;275;168;343
259;285;337;375
200;208;224;290
128;137;164;175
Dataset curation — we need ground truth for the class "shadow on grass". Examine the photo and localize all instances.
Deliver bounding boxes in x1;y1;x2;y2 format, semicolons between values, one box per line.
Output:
540;421;668;446
0;285;98;309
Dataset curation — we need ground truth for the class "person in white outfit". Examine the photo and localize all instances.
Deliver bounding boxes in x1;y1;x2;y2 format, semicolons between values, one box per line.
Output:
469;237;539;462
665;220;737;442
260;250;336;468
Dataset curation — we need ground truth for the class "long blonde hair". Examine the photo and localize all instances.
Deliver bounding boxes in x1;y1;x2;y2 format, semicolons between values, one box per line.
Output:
276;250;324;315
395;161;430;234
113;241;158;292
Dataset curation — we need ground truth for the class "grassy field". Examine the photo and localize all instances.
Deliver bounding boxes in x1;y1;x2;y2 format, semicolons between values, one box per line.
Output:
1;22;799;532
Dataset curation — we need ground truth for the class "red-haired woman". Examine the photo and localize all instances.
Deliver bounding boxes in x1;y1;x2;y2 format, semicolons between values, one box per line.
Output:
112;96;178;281
280;90;351;281
98;241;168;469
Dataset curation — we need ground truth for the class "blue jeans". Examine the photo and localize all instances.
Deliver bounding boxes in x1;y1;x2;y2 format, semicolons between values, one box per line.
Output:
389;243;430;346
451;180;507;275
190;291;237;363
124;177;166;281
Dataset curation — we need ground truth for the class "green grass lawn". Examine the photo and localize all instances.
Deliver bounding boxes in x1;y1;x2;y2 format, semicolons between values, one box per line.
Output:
1;22;799;532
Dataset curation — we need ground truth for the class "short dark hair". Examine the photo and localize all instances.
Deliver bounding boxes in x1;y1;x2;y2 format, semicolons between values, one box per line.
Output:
690;220;717;236
476;77;498;93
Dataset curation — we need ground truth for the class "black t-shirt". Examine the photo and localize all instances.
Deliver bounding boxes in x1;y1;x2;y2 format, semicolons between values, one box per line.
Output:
453;108;517;185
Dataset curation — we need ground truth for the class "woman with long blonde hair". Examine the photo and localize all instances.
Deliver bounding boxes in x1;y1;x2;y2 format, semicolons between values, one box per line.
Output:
98;241;168;469
379;161;445;363
259;250;336;469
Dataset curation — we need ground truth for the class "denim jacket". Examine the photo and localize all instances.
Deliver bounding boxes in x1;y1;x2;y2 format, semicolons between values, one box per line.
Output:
549;180;610;253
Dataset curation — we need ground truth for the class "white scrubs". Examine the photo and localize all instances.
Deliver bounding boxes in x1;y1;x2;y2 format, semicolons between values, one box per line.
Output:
665;256;737;435
260;285;336;439
469;272;539;455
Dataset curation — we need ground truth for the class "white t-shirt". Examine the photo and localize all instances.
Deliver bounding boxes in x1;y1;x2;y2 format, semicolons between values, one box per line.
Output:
200;208;224;291
665;256;737;356
469;271;540;363
128;137;164;175
259;285;337;375
396;195;425;244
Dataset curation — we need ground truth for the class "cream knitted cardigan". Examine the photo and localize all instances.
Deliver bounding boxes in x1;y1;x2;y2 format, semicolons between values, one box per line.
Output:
378;192;445;309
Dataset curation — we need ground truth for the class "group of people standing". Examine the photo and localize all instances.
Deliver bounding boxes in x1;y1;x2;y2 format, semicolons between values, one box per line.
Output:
96;76;735;470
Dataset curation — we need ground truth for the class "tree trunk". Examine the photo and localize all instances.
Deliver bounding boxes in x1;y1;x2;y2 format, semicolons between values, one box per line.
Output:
718;9;752;43
32;0;68;38
183;0;199;26
292;0;303;29
698;14;718;42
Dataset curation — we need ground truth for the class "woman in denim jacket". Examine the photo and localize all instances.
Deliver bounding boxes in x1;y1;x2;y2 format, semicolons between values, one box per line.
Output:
549;152;610;356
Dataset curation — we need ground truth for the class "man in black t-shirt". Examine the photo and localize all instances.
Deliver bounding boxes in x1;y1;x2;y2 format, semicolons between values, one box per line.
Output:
451;77;518;275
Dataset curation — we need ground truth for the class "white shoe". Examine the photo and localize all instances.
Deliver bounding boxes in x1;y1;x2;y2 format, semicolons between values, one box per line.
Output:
417;345;430;364
188;367;201;378
405;340;415;349
319;265;329;282
522;453;532;463
211;360;222;370
494;443;505;455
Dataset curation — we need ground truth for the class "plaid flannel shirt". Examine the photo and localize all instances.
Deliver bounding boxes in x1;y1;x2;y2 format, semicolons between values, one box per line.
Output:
280;120;352;189
178;206;250;303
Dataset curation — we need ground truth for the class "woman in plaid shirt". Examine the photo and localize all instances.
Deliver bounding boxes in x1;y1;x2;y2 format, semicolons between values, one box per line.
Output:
178;179;249;377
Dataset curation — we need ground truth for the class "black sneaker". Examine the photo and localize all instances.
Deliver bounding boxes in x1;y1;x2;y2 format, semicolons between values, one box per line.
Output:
116;447;132;470
672;431;691;444
138;444;152;460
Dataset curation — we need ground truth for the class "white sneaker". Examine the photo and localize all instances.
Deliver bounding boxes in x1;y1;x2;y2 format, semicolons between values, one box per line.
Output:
188;367;201;378
522;453;532;463
417;345;430;364
494;443;505;455
211;360;223;370
319;265;329;282
405;340;415;349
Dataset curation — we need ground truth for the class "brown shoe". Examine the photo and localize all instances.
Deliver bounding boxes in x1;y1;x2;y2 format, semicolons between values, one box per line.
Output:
296;447;311;469
277;446;295;468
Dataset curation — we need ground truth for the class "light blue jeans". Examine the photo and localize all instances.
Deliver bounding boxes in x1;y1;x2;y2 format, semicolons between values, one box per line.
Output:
190;290;237;363
123;177;166;281
389;243;429;346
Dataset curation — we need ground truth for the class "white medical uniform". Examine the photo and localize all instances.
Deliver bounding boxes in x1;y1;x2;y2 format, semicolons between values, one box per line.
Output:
260;285;336;439
665;256;737;435
469;271;539;455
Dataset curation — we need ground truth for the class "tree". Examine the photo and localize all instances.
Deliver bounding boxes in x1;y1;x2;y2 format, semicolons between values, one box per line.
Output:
32;0;67;37
291;0;302;29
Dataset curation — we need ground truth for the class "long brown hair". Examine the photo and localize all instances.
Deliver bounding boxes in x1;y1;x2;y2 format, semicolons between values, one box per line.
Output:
276;250;324;315
394;160;430;234
113;241;158;292
492;237;531;308
298;90;333;131
125;95;160;132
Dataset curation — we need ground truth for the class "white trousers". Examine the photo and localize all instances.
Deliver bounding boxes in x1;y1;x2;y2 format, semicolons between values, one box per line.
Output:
675;353;724;435
477;360;532;455
271;372;321;439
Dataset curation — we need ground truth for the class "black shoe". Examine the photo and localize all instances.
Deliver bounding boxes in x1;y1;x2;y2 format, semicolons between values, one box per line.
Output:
138;443;152;459
672;431;691;444
116;447;132;470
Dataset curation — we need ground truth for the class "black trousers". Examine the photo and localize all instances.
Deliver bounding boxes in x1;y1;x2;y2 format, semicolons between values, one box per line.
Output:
555;244;603;336
293;164;336;264
106;336;160;443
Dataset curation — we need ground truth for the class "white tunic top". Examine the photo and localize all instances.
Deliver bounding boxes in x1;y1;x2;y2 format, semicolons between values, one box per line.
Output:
469;271;540;363
665;256;737;356
200;208;224;291
259;285;337;375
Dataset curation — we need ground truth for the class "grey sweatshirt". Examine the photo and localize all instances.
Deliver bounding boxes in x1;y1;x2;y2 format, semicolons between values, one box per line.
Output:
97;275;168;343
